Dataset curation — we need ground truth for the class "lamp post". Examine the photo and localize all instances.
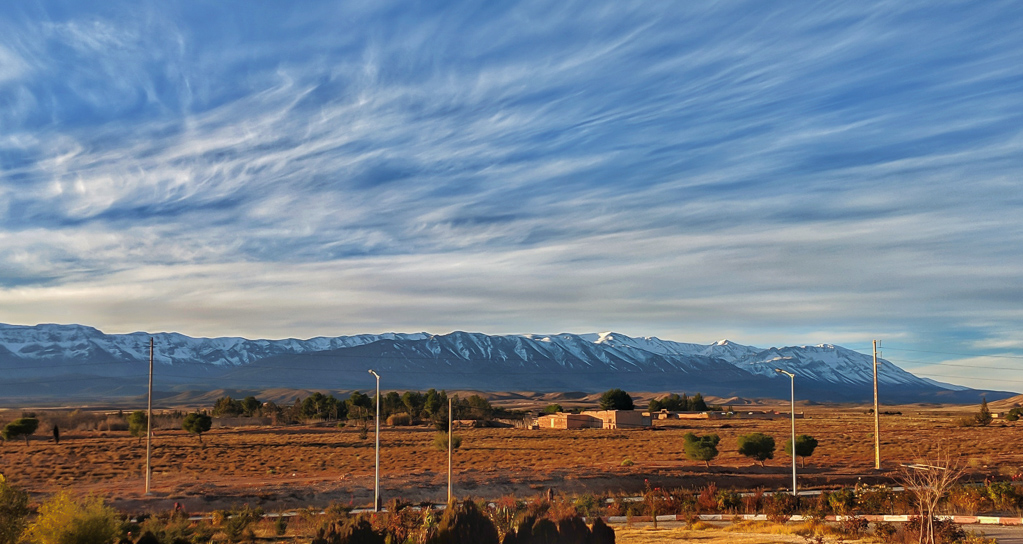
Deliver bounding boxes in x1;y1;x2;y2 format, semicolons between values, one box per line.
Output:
775;368;797;496
368;370;381;512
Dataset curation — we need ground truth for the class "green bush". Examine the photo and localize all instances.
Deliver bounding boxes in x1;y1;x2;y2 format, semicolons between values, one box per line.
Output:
0;475;30;544
26;491;119;544
433;432;462;451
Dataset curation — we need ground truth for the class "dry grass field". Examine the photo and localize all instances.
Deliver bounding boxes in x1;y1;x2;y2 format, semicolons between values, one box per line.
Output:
1;401;1022;515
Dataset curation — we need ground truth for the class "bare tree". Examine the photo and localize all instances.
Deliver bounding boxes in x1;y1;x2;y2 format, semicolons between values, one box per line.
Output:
897;449;965;544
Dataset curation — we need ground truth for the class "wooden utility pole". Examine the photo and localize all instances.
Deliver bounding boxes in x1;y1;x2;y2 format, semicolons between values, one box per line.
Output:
873;339;880;470
145;337;154;494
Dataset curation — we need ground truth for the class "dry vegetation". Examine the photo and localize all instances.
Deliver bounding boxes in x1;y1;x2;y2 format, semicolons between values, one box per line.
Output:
1;401;1022;515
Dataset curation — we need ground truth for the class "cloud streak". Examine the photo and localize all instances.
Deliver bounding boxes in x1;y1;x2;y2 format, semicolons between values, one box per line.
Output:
1;1;1022;390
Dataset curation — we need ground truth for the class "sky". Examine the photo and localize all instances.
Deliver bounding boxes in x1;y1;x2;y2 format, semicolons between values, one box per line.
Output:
1;1;1022;392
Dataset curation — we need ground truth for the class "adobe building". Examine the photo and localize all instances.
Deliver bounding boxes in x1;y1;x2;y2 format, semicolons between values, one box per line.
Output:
581;410;652;429
536;412;602;429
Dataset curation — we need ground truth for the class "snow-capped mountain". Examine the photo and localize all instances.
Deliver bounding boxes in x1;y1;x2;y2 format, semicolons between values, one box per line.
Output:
0;323;1005;402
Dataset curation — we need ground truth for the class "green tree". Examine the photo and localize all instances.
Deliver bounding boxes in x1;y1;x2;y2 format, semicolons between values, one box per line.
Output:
1;418;39;446
127;411;148;444
682;432;720;467
975;398;993;426
0;475;30;544
783;434;819;468
598;389;635;411
737;432;776;467
182;413;212;443
212;396;242;417
1006;407;1022;422
543;404;563;414
690;393;708;412
401;391;425;418
26;491;119;544
240;396;262;416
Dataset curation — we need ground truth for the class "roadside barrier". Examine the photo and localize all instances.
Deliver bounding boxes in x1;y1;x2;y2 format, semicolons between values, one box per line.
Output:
605;514;1023;526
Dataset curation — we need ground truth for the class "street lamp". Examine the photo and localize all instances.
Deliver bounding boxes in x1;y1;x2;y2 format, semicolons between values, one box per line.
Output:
775;368;797;496
368;369;381;512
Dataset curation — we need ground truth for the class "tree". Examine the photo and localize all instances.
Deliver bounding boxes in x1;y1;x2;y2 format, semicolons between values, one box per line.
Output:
598;389;634;411
0;475;30;544
26;491;119;544
240;396;262;416
683;432;720;467
127;411;148;444
690;393;708;412
737;432;775;467
1006;407;1022;422
1;418;39;446
543;404;563;414
182;413;212;443
975;397;993;426
212;396;242;417
784;434;819;468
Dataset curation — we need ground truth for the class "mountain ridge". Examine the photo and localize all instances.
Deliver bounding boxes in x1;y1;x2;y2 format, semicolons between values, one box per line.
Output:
0;323;1009;403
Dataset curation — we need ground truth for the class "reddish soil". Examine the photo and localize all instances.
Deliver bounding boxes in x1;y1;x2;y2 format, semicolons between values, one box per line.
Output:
1;404;1021;514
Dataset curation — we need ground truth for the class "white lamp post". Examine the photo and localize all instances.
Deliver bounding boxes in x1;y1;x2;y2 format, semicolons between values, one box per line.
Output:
775;368;797;496
368;369;381;511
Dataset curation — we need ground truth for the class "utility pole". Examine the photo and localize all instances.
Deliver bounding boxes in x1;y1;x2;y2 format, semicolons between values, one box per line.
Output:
145;337;154;494
873;339;880;470
447;396;453;504
368;370;380;512
775;369;797;496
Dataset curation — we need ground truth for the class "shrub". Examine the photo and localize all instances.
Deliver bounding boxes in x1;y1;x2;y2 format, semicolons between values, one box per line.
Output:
223;506;263;542
873;521;898;542
826;488;856;515
543;404;562;414
0;475;30;544
427;499;500;544
386;413;412;426
737;432;775;467
314;516;385;544
1006;407;1022;422
986;481;1021;512
26;491;119;544
764;492;799;523
433;432;462;452
620;458;634;467
683;432;720;467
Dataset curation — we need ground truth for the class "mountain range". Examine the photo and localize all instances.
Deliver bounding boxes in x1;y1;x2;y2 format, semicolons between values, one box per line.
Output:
0;323;1008;404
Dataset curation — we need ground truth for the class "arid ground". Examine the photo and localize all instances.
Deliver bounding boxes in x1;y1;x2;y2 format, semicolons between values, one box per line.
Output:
1;395;1021;515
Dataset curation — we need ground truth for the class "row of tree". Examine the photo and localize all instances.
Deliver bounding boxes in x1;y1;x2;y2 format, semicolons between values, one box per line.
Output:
682;432;819;467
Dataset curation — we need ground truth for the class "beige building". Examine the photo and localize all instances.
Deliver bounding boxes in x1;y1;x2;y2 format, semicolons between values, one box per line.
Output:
536;412;603;429
581;409;652;429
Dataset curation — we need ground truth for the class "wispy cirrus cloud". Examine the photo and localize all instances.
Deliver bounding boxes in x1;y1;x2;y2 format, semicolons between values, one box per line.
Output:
1;1;1023;390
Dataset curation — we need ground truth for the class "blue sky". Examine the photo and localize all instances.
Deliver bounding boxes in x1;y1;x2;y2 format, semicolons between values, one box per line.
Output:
1;1;1022;391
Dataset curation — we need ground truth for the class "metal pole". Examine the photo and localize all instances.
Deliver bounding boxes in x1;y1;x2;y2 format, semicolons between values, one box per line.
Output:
368;370;380;511
873;340;880;470
447;396;453;504
790;374;796;496
145;337;153;495
775;368;796;496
